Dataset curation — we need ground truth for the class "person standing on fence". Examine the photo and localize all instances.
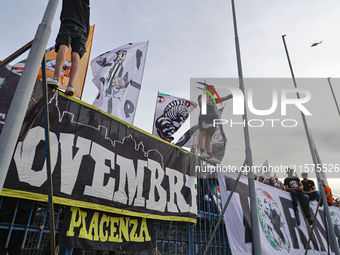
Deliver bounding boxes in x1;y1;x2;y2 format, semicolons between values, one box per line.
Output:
47;0;90;96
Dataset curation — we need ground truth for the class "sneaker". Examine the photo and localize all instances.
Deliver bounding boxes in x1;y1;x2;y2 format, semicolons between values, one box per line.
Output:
200;152;211;159
65;84;74;96
208;157;221;164
47;77;60;88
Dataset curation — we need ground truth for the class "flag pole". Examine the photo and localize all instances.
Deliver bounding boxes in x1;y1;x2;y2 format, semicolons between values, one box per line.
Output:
0;0;60;195
230;0;262;254
282;35;339;255
327;77;340;117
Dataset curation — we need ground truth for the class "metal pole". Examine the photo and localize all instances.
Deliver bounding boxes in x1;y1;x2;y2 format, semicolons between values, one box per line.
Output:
41;55;56;255
327;77;340;117
230;1;262;254
304;197;322;255
203;159;247;255
0;40;33;68
282;35;339;255
0;0;60;195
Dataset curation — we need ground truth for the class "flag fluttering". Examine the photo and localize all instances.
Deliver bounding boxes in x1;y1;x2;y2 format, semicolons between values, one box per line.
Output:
13;25;95;99
152;92;197;140
260;160;271;179
91;41;148;124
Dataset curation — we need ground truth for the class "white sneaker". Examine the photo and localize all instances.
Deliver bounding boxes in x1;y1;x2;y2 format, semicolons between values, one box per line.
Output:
47;77;60;88
200;151;211;159
209;157;221;164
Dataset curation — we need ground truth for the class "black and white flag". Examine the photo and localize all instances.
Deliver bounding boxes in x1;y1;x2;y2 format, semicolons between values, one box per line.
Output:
91;41;148;124
152;92;197;140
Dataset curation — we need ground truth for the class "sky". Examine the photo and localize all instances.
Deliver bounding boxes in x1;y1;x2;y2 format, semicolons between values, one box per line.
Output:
1;0;339;195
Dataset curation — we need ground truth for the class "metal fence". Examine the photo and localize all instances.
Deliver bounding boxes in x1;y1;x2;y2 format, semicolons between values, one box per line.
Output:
0;159;231;255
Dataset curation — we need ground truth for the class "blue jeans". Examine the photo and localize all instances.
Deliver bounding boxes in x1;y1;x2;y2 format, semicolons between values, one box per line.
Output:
304;191;321;204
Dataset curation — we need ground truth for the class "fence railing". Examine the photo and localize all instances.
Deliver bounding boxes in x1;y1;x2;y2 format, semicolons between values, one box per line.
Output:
0;158;231;255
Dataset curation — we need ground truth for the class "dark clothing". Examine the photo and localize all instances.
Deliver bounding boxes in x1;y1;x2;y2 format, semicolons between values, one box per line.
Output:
60;0;90;36
198;94;219;134
55;24;88;58
284;177;311;219
55;0;90;58
284;176;300;189
302;179;315;192
288;190;311;219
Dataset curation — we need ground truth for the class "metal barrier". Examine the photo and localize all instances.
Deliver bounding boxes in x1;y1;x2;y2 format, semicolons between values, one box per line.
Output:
0;159;231;255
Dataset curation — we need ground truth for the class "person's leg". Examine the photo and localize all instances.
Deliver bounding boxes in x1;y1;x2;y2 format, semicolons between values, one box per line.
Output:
314;191;321;202
53;45;69;79
304;194;310;203
199;130;206;152
297;191;311;219
205;133;212;155
67;52;80;86
304;194;310;210
289;190;298;212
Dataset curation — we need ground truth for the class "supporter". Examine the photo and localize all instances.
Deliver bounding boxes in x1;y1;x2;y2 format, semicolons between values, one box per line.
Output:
164;135;174;143
301;172;321;206
321;179;333;206
47;0;90;96
284;168;313;225
334;198;340;208
268;178;274;187
258;176;264;183
197;84;232;161
190;148;197;154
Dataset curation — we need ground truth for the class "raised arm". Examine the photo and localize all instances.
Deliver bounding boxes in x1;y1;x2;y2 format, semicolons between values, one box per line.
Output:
218;94;233;102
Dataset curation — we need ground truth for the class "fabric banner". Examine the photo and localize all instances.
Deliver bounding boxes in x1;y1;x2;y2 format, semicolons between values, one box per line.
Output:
1;90;197;223
91;41;148;124
0;65;47;140
58;207;154;251
12;25;95;99
218;171;340;255
152;92;197;140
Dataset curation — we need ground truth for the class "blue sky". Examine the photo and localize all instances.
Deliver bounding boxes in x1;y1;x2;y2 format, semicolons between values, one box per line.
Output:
1;0;340;195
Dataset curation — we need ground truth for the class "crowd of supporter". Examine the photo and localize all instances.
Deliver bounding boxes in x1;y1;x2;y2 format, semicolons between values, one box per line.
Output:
254;172;340;206
254;174;285;190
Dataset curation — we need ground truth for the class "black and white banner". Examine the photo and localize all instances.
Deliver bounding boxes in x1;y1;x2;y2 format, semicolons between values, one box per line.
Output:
218;172;340;255
91;42;148;124
59;207;154;251
152;92;197;140
0;65;46;140
2;90;197;223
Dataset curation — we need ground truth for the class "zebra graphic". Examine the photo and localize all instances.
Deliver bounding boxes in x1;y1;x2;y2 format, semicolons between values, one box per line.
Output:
155;100;191;139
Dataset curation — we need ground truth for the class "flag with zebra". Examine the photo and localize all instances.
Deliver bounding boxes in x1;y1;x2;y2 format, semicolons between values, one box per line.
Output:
152;92;197;140
91;41;148;124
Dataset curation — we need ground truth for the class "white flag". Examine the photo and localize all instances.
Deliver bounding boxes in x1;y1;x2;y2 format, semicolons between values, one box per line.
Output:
152;92;197;139
261;159;271;179
91;41;148;124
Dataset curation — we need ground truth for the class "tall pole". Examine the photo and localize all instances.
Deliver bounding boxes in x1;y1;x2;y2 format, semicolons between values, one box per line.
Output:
230;1;262;254
327;77;340;117
282;35;339;255
0;0;60;194
41;56;56;255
